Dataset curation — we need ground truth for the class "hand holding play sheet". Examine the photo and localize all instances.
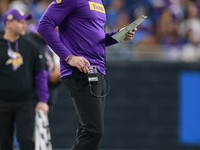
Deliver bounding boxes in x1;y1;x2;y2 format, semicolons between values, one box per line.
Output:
112;15;147;42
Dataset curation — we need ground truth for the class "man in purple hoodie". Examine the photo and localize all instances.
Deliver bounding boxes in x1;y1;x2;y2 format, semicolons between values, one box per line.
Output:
0;8;49;150
38;0;136;149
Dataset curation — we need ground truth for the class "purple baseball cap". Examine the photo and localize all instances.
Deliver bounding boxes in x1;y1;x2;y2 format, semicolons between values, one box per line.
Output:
3;8;32;24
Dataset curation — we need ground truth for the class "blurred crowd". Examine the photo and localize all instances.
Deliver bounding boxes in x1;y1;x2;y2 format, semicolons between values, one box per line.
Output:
1;0;200;61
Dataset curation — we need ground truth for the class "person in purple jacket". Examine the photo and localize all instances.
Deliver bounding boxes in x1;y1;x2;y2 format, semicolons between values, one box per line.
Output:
0;8;49;150
38;0;136;149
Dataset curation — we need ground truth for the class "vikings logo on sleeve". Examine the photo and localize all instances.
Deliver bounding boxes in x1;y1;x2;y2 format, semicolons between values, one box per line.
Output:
89;1;105;13
5;50;23;71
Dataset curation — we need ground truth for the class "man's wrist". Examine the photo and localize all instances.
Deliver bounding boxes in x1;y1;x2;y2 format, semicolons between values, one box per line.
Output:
65;54;73;63
39;100;47;103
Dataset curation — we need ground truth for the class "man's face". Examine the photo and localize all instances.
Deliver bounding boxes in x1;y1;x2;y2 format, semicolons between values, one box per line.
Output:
7;19;27;36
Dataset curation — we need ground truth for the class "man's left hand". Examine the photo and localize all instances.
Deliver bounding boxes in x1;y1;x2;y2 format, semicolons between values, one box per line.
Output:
35;102;49;115
123;28;137;41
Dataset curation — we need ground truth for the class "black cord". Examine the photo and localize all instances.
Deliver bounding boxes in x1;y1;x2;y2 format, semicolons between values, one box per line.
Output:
89;77;110;98
88;0;109;98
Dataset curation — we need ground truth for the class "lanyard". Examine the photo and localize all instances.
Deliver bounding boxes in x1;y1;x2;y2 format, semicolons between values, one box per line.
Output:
6;40;22;71
7;40;19;59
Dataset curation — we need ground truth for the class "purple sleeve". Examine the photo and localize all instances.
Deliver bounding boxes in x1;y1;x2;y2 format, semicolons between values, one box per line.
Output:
37;0;77;60
34;70;49;103
105;30;118;47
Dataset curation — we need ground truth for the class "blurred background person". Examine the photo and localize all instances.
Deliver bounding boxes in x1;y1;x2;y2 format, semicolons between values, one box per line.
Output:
25;24;61;111
178;1;200;61
0;8;49;150
106;0;125;32
0;0;10;30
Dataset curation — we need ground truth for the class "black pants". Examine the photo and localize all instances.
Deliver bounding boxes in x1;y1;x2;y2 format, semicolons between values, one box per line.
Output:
62;68;107;150
0;100;35;150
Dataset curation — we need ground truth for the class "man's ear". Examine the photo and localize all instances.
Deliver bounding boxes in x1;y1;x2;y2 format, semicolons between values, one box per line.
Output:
5;21;12;29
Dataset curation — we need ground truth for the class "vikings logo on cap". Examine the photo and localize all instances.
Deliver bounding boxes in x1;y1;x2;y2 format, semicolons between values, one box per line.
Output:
7;14;13;21
56;0;62;4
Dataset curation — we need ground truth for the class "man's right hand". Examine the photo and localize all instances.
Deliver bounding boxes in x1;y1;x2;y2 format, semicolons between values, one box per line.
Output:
35;102;49;115
65;55;90;73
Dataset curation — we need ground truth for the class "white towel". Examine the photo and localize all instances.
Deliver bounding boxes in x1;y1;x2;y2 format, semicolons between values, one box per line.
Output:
35;109;52;150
